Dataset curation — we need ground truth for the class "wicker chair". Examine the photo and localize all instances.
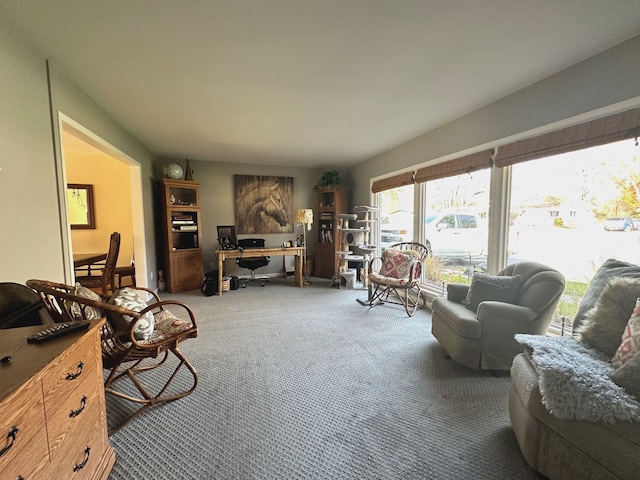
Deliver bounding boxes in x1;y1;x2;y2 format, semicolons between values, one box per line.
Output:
75;231;121;295
27;279;199;436
367;242;431;317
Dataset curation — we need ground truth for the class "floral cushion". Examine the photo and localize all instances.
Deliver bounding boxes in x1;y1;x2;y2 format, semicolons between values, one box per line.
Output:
138;310;193;345
107;287;154;340
67;283;102;320
369;271;413;287
612;298;640;368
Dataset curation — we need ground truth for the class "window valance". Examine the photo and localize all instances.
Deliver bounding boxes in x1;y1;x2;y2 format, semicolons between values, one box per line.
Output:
371;171;415;193
414;149;494;184
494;108;640;168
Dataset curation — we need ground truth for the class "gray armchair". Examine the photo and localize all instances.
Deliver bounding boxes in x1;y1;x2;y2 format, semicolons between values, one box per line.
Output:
431;261;565;370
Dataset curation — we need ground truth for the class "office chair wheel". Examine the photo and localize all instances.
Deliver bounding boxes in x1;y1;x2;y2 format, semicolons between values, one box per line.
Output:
260;282;265;287
242;284;247;288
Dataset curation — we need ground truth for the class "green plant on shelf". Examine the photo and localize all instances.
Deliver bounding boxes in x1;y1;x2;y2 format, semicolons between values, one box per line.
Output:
313;170;345;192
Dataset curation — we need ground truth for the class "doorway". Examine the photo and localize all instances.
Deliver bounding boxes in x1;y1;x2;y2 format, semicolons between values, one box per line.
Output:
58;115;147;288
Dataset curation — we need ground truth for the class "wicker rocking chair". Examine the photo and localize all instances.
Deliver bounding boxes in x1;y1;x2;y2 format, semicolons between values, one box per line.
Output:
27;279;199;436
367;242;431;317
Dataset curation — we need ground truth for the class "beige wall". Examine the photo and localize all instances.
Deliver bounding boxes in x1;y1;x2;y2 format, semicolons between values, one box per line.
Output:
3;11;640;288
0;18;64;282
348;35;640;208
65;150;134;268
156;159;323;276
49;68;157;287
0;16;158;286
0;12;324;286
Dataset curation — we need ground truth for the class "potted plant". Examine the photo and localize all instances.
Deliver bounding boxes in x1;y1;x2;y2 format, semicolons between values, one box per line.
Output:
313;170;346;192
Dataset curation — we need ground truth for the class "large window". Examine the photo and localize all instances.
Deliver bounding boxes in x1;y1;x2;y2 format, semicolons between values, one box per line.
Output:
374;139;639;330
422;170;490;290
378;184;414;251
508;138;640;324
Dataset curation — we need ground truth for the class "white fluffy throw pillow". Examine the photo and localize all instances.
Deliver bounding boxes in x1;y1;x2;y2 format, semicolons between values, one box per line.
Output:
578;277;640;358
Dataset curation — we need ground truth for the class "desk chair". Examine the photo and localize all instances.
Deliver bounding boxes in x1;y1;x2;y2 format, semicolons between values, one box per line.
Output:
236;238;270;287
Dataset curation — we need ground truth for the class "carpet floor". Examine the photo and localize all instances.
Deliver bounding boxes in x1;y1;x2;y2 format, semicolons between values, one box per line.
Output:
106;277;543;480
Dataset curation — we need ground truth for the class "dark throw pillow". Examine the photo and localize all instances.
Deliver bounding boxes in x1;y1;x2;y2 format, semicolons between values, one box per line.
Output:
464;273;521;313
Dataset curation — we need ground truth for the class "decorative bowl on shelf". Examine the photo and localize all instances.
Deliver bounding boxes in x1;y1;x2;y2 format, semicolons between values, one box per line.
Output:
163;163;184;179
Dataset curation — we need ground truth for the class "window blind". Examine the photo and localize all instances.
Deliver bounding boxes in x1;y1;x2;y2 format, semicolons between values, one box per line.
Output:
371;171;415;193
494;108;640;168
414;149;494;184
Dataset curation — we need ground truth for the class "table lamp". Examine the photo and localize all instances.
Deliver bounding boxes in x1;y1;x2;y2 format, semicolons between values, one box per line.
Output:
294;208;314;283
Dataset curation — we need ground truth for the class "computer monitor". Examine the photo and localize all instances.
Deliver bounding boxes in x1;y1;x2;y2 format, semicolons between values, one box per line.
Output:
217;225;238;250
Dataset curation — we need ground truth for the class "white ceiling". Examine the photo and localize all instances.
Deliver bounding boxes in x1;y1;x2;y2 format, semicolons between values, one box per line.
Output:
3;1;640;168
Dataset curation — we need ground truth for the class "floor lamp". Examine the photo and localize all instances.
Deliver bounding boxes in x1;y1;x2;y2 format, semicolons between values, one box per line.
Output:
295;208;313;285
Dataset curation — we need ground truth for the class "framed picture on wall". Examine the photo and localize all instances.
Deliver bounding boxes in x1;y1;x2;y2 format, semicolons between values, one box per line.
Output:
234;175;294;234
67;184;96;229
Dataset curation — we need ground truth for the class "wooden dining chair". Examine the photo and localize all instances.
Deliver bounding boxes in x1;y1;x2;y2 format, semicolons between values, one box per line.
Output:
115;259;136;288
75;232;121;295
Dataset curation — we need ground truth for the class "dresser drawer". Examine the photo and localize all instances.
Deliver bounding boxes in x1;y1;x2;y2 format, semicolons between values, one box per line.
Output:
49;414;107;480
46;371;105;463
41;331;99;413
0;426;49;480
0;379;46;470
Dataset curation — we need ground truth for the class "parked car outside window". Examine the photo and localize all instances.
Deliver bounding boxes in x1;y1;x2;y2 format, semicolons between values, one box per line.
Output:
380;210;413;251
425;212;486;257
603;217;635;232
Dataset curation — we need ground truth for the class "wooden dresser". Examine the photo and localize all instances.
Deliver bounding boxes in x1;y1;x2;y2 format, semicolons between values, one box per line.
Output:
0;320;115;479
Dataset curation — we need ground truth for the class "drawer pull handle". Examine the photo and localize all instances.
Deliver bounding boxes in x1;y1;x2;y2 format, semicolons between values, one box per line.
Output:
66;361;84;380
70;396;87;418
73;446;90;472
16;476;24;480
0;426;18;458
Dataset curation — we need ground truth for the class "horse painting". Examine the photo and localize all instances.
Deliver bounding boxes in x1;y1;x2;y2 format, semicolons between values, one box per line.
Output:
235;175;294;234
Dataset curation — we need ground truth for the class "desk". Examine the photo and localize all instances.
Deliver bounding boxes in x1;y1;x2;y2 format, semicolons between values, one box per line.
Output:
73;252;107;276
215;246;305;296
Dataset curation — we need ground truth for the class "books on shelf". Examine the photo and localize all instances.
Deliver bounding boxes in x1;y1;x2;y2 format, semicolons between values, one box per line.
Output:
321;229;334;243
172;214;196;228
171;214;194;224
173;225;198;232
